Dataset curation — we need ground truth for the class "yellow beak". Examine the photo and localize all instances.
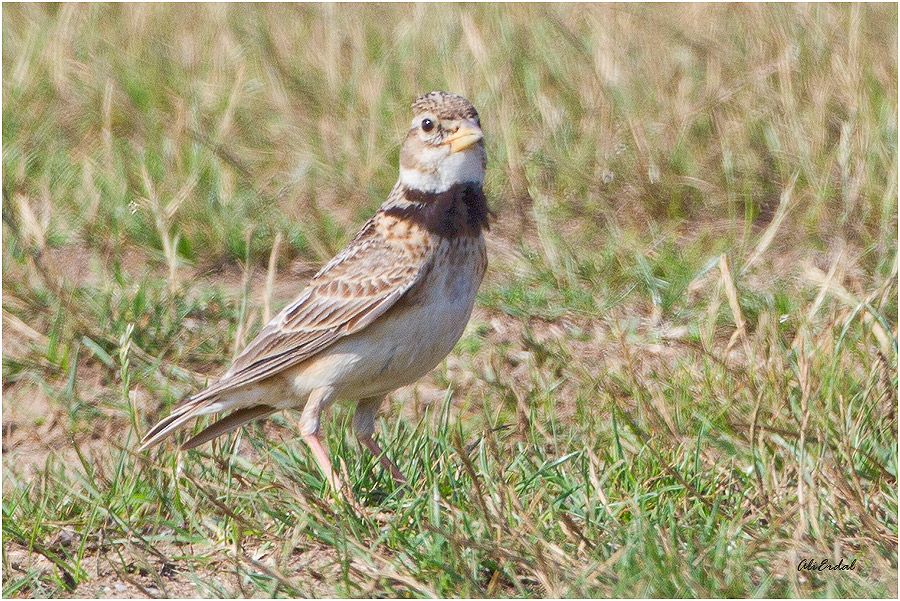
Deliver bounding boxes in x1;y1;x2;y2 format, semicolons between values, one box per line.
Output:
445;121;483;153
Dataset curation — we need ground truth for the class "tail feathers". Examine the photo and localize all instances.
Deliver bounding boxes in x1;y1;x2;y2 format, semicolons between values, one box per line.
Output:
180;405;276;450
139;397;218;451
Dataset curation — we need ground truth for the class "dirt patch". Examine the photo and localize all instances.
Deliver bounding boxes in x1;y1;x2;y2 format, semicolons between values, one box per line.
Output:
1;351;133;479
5;536;344;599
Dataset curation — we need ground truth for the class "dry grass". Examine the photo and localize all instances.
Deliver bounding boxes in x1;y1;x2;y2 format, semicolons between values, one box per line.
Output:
2;3;897;598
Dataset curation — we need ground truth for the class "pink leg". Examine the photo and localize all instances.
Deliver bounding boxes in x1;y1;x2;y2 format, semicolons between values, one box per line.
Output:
301;432;347;494
299;387;357;500
352;397;407;485
359;434;407;485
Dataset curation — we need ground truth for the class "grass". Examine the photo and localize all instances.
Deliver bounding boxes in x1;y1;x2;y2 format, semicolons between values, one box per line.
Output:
2;3;897;598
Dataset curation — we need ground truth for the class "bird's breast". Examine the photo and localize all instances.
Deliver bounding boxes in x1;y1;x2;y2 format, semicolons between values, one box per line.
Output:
286;234;486;401
401;233;487;307
366;233;487;383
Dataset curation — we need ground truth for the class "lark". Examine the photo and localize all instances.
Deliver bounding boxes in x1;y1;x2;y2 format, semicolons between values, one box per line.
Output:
141;92;489;492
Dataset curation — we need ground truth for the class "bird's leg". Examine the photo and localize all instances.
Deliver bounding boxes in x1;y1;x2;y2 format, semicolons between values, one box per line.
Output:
300;387;354;499
353;397;407;484
301;432;345;492
360;435;407;484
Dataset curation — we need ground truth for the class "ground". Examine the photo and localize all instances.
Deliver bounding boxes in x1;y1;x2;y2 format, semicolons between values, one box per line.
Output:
2;3;898;598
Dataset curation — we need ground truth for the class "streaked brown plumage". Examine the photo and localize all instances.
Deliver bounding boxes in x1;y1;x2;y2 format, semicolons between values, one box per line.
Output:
141;91;489;494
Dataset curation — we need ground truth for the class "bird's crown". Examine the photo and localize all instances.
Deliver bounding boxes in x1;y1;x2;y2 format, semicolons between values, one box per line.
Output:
412;91;479;122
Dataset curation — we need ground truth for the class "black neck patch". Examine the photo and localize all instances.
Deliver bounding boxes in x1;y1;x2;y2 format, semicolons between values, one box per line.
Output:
385;183;490;238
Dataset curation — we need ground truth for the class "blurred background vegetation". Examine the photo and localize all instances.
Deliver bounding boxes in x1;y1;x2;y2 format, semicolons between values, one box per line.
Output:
2;3;897;598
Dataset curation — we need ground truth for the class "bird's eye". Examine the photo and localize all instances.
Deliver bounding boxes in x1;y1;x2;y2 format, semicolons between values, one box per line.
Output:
421;118;435;132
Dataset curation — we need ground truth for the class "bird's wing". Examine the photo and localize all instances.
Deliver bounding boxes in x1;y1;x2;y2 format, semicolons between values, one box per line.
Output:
190;216;433;402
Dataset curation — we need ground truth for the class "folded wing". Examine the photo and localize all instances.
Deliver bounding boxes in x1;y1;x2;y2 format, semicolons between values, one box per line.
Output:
182;217;432;404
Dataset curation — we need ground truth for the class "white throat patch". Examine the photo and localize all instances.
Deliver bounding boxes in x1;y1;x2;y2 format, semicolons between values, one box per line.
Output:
400;146;485;193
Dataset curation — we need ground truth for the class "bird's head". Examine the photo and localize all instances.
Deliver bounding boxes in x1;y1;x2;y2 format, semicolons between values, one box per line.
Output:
399;91;485;193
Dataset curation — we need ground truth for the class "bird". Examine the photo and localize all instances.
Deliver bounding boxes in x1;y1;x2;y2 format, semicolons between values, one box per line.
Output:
140;91;489;494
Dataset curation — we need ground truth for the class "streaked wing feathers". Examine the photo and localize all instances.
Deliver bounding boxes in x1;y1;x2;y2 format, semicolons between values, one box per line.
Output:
187;217;432;402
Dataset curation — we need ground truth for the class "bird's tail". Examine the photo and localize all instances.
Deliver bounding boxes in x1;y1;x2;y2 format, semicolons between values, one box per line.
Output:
139;392;276;452
180;405;276;450
138;396;214;451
